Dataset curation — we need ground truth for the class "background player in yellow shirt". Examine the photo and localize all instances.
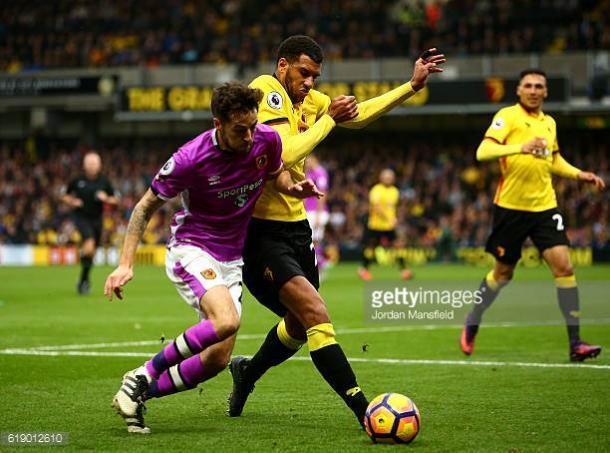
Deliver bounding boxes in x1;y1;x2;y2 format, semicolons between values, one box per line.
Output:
227;35;445;426
460;69;606;362
359;168;412;281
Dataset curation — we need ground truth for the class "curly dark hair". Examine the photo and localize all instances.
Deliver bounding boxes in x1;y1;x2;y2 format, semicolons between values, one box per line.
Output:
519;68;547;82
211;82;263;123
277;35;324;64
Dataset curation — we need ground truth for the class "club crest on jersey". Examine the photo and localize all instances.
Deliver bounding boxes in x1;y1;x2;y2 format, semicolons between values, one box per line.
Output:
256;154;268;169
267;92;283;109
158;157;176;177
201;269;217;280
496;246;506;257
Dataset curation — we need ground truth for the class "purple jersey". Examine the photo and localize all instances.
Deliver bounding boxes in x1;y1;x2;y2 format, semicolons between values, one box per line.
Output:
304;164;329;213
151;124;283;261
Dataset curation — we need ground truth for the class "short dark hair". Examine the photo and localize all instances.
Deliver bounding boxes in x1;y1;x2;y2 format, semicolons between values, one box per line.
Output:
277;35;324;64
211;82;263;123
519;68;547;82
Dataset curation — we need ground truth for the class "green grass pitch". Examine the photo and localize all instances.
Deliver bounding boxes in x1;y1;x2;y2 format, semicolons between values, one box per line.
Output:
1;263;609;451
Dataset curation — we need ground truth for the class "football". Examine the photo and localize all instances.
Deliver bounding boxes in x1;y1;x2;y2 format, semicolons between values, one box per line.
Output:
364;393;421;444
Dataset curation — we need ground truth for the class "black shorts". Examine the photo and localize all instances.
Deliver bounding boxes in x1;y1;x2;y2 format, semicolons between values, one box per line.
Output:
363;228;397;248
485;205;570;265
243;218;319;317
73;215;103;245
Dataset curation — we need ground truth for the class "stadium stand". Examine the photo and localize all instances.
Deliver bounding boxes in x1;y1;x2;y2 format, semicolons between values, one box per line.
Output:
1;136;608;261
1;0;609;72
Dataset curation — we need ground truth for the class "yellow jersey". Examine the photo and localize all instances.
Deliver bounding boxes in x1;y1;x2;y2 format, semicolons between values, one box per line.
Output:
368;183;400;231
249;74;417;222
250;75;333;222
484;103;561;212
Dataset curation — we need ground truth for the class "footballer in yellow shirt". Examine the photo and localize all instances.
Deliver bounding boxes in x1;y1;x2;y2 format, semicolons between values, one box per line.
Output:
460;69;606;362
230;36;445;427
358;169;412;281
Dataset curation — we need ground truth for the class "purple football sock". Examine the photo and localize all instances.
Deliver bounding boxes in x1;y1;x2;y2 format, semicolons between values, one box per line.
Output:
145;319;219;380
145;354;206;399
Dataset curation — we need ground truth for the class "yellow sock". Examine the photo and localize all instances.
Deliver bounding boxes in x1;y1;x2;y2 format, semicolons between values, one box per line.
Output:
555;275;577;288
306;323;337;352
276;319;305;350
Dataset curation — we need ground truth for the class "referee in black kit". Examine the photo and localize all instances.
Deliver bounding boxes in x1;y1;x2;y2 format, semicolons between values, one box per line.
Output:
62;152;118;294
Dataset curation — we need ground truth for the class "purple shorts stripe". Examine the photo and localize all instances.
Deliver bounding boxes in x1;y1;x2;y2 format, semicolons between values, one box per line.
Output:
173;261;206;301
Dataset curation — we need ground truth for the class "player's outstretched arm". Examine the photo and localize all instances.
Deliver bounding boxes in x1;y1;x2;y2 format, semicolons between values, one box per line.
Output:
476;137;546;161
277;95;357;167
339;48;446;129
104;188;165;301
273;170;324;199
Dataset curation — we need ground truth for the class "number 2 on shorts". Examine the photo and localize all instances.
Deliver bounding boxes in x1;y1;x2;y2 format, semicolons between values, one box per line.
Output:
552;213;564;231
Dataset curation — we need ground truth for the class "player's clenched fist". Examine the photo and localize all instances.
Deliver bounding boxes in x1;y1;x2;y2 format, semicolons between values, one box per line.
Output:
521;137;549;157
104;265;134;300
328;95;358;123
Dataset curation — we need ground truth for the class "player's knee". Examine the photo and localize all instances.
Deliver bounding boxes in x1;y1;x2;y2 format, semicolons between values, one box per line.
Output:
209;314;240;339
494;266;514;283
82;240;95;256
553;263;574;278
299;297;330;328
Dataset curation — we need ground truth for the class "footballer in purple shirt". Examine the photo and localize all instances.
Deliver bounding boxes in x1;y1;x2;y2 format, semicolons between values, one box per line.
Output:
304;155;330;274
104;82;323;434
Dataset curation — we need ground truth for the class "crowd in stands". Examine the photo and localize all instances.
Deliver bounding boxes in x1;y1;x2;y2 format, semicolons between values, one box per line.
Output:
1;134;608;261
1;0;609;72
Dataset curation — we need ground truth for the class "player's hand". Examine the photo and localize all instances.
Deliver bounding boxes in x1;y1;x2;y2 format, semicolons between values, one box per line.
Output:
287;179;324;199
328;95;358;123
410;48;446;91
72;198;84;208
96;190;109;202
521;137;549;157
104;265;133;301
577;171;606;190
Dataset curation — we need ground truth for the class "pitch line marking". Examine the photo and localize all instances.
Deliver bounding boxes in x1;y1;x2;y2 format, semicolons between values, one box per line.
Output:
19;319;610;352
0;348;608;370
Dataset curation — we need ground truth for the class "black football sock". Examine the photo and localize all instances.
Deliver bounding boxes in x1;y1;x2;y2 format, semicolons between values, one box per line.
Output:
307;323;369;424
468;270;504;326
361;246;373;269
80;254;93;283
555;276;580;346
244;320;305;383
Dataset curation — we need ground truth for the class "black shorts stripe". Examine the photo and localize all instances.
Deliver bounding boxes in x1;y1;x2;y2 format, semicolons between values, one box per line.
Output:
166;368;176;388
172;341;184;359
177;363;190;388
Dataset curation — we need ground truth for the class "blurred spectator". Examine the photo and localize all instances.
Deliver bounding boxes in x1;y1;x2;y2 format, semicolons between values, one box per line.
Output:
3;135;608;265
1;0;609;72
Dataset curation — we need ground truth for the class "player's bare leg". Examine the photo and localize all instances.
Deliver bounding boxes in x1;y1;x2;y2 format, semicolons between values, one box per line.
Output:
230;276;368;425
542;245;601;361
461;260;513;355
113;286;239;432
78;238;96;294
